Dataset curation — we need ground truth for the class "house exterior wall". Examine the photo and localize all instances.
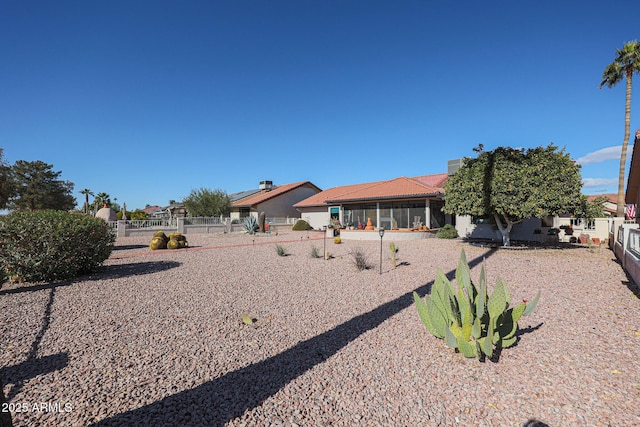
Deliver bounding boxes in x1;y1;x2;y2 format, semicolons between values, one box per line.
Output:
297;207;331;230
457;216;543;241
256;185;321;218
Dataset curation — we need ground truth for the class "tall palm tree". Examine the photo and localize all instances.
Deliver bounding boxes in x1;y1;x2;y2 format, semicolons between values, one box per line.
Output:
94;192;111;212
600;40;640;217
79;188;93;214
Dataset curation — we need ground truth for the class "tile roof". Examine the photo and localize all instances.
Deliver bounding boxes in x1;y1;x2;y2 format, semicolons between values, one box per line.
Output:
587;193;617;204
410;173;449;188
231;181;321;207
294;174;445;207
142;205;163;214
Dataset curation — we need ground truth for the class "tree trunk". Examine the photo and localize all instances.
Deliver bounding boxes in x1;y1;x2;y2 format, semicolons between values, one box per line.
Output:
617;72;632;218
0;380;13;427
494;213;513;246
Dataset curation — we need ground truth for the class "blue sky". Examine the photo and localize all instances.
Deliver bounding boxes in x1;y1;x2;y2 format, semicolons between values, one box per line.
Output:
1;1;639;210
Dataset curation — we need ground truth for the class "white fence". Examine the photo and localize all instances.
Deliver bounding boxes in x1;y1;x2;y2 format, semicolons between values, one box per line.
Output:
613;225;640;288
108;216;298;237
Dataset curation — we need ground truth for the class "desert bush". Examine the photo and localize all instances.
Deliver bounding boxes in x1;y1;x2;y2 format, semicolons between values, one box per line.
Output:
349;247;370;271
0;210;115;283
126;210;148;220
436;224;458;239
275;244;288;256
292;220;312;231
334;237;342;244
310;244;321;259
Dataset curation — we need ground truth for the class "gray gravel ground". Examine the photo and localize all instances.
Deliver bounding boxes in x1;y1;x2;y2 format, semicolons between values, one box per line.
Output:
1;230;640;426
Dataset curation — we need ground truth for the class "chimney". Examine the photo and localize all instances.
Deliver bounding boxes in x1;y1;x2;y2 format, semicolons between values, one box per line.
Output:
447;159;465;176
259;180;273;191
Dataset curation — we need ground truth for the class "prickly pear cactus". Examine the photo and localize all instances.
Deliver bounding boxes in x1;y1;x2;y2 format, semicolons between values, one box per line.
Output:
413;249;540;360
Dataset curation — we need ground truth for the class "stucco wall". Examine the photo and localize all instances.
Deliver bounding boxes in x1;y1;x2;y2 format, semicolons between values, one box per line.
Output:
457;216;543;242
297;207;331;230
255;185;321;218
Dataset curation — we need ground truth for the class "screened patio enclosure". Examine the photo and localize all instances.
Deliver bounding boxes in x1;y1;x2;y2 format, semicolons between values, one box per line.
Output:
341;199;445;230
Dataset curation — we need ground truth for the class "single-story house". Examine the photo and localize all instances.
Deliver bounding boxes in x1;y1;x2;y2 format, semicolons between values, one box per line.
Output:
293;173;452;231
587;194;617;216
230;180;322;221
625;129;640;220
142;205;163;218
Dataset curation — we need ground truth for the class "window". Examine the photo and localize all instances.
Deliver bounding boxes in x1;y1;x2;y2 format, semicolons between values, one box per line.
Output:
343;204;377;228
430;200;446;228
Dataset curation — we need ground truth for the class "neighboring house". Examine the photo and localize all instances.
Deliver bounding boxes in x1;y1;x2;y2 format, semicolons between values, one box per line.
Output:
230;180;322;221
293;174;450;230
625;129;640;221
142;205;163;218
587;194;617;216
165;200;188;218
145;200;187;220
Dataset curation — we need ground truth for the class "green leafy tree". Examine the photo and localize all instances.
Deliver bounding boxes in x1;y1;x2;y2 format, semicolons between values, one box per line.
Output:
600;40;640;217
576;195;609;222
127;209;148;220
8;160;75;211
0;148;13;209
182;187;231;217
443;145;582;246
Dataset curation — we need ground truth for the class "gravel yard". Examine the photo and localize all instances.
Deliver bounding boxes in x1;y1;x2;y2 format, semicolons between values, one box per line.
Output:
1;230;639;426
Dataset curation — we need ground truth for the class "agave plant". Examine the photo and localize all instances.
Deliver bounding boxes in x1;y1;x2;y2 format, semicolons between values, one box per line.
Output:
243;216;259;235
413;249;540;360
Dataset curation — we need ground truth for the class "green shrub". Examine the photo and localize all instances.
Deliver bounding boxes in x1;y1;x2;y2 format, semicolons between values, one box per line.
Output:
128;210;148;221
275;244;288;256
292;219;312;231
0;210;115;283
310;244;321;259
349;247;370;271
414;250;540;360
436;224;458;239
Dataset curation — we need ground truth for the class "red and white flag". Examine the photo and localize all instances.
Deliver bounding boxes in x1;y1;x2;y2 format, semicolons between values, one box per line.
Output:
625;204;636;220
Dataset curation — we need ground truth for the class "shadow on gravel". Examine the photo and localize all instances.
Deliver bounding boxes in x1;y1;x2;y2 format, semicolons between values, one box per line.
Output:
621;279;640;298
1;352;69;400
91;249;498;426
92;261;181;280
113;244;148;251
3;287;63;400
0;261;181;296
